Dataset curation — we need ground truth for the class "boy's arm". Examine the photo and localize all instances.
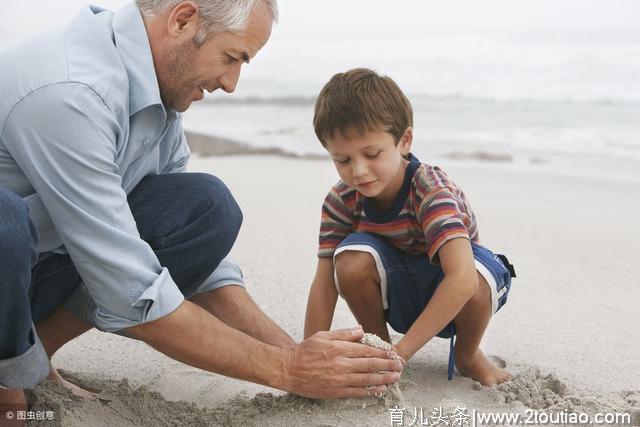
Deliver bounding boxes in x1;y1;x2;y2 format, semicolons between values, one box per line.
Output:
394;238;478;361
304;257;339;339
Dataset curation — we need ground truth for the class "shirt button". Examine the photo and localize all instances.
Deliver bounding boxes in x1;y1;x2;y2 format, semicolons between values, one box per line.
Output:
142;138;149;146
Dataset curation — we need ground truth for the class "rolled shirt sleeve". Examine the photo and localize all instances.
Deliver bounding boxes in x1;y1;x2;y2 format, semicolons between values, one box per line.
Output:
64;255;246;330
1;83;184;332
198;256;245;291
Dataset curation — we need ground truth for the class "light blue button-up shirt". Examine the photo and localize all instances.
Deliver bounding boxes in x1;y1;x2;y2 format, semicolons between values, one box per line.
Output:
0;3;192;332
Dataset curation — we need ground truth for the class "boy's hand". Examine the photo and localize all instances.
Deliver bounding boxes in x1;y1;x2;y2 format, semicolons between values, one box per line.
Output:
393;345;408;367
285;326;403;399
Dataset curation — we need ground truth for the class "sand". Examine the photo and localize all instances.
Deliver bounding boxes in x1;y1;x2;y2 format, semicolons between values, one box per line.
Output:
359;333;405;402
28;144;640;426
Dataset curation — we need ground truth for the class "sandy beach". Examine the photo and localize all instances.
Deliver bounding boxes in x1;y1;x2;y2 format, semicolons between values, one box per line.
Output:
28;136;640;426
2;0;638;424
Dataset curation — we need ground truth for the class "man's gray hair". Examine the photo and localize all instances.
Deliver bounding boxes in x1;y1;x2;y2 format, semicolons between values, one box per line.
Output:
136;0;278;46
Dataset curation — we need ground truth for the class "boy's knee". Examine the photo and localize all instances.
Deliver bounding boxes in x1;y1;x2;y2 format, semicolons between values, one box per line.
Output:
334;250;379;291
472;271;490;300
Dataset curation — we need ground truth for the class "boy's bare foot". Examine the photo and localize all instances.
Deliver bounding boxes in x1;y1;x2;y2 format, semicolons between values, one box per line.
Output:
456;350;512;386
48;367;97;399
0;389;27;426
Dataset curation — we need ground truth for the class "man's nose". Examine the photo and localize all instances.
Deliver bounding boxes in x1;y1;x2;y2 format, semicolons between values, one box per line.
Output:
219;63;242;93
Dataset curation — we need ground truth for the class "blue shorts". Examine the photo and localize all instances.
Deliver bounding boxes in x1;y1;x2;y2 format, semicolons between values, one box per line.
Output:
333;232;513;339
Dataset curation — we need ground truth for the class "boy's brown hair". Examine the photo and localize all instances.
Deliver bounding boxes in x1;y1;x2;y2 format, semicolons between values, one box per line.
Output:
313;68;413;146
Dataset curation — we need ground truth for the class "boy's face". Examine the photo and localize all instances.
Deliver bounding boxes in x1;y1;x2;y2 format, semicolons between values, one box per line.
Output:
325;127;413;209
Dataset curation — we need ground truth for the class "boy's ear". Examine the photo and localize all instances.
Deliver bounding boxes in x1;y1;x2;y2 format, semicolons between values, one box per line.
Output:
399;127;413;156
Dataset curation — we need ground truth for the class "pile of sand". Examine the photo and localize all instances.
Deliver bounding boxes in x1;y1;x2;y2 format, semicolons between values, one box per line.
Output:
25;363;639;426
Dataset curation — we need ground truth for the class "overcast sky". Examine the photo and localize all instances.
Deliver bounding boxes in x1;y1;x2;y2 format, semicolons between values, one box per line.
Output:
1;0;640;43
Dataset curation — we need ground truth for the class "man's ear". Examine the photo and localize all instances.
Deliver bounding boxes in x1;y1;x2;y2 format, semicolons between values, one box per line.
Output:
399;127;413;156
166;0;200;37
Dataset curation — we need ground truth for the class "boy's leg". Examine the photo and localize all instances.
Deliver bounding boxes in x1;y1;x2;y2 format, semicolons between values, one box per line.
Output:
453;245;514;386
0;189;48;411
332;232;412;343
378;240;512;385
334;250;390;342
453;272;512;386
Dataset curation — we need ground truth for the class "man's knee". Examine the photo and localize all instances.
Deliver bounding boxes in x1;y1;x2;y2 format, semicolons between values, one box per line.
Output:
334;251;379;295
0;189;38;272
133;173;242;246
192;173;242;231
185;173;242;256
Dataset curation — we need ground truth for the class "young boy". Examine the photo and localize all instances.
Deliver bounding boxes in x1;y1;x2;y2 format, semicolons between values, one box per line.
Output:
304;68;516;386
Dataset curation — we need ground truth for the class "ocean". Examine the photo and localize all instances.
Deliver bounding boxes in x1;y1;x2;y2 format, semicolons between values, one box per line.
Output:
181;1;640;181
1;0;639;179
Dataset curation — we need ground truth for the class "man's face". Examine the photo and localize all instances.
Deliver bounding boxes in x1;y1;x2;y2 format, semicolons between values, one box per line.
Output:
157;2;273;112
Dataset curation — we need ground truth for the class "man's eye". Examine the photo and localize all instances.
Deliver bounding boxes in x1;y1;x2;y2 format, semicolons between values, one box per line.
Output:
226;54;238;63
334;158;349;164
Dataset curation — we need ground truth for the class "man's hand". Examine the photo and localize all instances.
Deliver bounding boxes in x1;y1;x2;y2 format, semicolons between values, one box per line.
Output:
285;327;402;399
128;303;401;400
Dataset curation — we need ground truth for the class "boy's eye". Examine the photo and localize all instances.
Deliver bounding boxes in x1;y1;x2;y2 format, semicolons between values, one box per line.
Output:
364;151;381;159
334;158;349;164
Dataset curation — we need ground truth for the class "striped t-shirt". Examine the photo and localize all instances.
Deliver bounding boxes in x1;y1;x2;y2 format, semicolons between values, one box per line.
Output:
318;154;479;264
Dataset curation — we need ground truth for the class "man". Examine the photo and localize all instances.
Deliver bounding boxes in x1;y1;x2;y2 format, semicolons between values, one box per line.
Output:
0;0;402;414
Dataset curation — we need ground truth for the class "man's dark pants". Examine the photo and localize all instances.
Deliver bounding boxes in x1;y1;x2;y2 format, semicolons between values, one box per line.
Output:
0;173;242;389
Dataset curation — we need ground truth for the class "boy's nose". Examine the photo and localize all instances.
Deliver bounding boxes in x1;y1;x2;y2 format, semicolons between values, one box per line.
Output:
351;160;368;178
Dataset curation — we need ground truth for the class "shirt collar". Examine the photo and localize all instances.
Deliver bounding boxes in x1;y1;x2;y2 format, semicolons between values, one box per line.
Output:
111;2;170;119
362;153;421;222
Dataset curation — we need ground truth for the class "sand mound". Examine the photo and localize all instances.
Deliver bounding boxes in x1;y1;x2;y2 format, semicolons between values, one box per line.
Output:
478;367;640;424
28;376;217;427
26;365;640;426
27;372;392;426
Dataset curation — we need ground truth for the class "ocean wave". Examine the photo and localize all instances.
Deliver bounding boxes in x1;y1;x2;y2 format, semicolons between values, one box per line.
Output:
202;95;317;106
202;93;640;107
